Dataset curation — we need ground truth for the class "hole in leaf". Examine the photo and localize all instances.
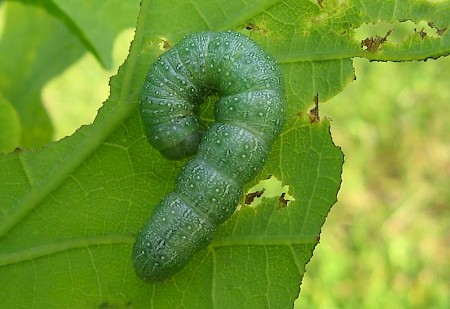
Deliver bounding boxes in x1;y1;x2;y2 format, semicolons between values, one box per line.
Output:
354;20;440;51
244;176;295;209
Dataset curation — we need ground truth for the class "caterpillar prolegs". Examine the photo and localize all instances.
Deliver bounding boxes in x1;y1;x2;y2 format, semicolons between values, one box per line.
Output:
133;31;285;282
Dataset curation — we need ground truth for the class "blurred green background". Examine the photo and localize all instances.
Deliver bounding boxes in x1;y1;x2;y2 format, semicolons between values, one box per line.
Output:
296;56;450;308
2;4;449;307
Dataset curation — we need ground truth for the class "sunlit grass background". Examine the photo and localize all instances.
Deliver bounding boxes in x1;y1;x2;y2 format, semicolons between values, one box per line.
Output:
42;29;449;308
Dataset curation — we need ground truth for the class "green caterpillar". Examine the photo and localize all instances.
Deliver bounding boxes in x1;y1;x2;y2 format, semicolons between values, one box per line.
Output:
133;31;285;282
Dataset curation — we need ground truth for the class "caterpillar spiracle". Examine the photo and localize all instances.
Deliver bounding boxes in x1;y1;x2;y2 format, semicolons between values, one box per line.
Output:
133;31;285;282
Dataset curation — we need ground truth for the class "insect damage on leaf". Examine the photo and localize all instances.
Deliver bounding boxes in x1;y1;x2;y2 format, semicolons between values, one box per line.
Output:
245;189;266;205
278;192;290;209
309;94;320;123
361;29;392;51
158;36;171;50
244;22;269;36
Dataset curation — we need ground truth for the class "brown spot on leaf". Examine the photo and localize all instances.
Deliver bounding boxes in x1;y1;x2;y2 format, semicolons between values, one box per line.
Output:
278;193;290;209
361;30;392;51
308;94;320;123
246;24;256;31
244;22;268;35
415;28;427;39
245;189;265;205
437;27;447;37
317;0;324;9
159;36;171;50
427;21;447;36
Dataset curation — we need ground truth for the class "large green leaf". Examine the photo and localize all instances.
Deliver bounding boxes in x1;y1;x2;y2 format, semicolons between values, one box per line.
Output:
0;2;85;148
0;0;449;308
7;0;141;68
48;0;141;68
0;0;140;149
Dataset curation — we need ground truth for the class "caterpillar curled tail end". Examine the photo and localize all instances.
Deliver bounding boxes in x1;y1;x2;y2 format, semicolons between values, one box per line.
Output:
133;31;285;282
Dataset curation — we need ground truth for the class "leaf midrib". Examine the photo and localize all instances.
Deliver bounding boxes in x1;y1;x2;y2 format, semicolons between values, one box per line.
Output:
0;233;317;267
